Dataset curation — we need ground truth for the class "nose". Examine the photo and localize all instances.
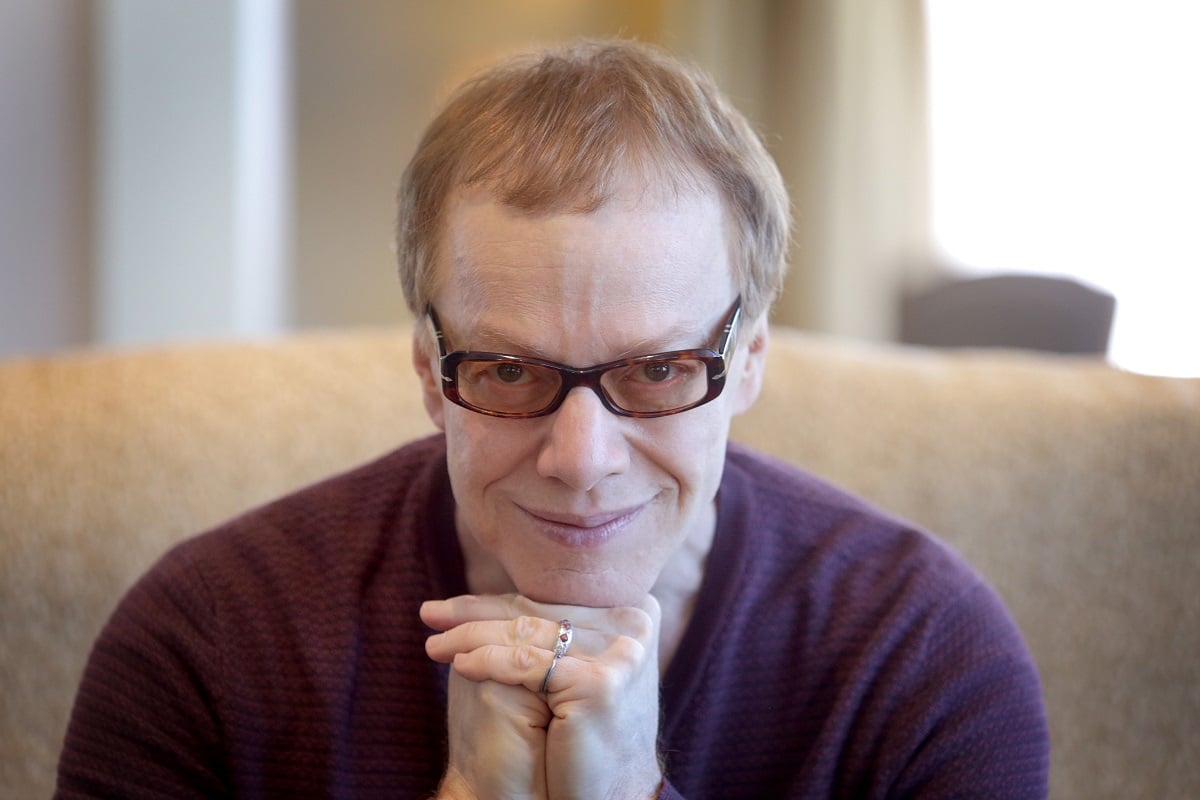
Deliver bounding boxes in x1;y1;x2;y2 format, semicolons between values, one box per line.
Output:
536;386;630;492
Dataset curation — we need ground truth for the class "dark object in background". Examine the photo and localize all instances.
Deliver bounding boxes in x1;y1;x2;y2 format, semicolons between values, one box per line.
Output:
900;274;1115;355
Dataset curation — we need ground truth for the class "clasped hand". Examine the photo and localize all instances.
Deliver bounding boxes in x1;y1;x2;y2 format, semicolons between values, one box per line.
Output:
421;594;664;800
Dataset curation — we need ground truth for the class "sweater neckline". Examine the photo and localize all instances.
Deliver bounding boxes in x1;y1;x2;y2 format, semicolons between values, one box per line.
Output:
659;445;754;738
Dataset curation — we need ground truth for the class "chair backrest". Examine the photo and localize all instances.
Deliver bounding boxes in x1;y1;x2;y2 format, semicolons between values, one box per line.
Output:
899;273;1115;354
1;327;1197;800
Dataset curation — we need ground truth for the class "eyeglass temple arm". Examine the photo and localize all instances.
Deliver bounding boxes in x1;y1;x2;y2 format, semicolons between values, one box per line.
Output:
712;301;743;379
424;305;454;381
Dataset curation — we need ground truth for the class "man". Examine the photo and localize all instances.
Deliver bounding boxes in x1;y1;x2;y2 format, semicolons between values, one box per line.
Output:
57;39;1049;798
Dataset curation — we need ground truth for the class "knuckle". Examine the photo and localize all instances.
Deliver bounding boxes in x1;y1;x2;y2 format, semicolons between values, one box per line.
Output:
510;614;541;644
474;644;508;672
512;594;539;616
610;606;654;641
512;644;543;672
587;662;628;703
609;633;647;665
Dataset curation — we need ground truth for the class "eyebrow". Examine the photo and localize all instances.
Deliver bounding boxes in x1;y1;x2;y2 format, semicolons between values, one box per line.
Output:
448;316;712;364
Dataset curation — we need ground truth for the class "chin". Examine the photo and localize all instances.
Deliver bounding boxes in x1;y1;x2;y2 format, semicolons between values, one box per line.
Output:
516;568;651;609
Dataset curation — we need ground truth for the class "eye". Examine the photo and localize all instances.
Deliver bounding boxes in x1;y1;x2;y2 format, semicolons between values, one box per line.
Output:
640;361;674;382
624;358;703;386
494;363;525;384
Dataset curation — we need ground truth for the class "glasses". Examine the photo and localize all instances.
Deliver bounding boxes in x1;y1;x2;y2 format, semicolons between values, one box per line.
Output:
426;298;742;419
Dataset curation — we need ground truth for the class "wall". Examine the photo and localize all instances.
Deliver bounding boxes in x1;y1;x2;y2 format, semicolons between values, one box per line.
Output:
0;0;928;358
289;0;671;330
0;0;93;356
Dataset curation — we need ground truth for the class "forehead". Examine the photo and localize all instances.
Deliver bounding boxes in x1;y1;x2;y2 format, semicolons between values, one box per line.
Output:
434;183;736;346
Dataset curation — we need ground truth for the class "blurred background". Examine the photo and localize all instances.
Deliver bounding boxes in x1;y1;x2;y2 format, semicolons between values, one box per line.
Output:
1;0;1197;376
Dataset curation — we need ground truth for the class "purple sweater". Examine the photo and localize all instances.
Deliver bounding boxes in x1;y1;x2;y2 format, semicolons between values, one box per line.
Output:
57;435;1048;798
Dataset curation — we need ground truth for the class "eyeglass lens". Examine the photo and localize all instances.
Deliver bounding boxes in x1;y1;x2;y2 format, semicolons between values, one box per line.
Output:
454;356;712;415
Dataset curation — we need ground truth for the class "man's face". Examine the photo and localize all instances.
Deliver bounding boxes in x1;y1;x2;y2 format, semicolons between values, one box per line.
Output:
414;182;766;608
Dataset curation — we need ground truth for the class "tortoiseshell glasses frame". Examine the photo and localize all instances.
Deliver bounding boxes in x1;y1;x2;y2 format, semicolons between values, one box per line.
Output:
425;298;742;419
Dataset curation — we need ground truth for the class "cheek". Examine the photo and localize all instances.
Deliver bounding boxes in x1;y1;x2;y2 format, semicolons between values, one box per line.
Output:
635;407;732;498
443;410;534;498
444;403;734;507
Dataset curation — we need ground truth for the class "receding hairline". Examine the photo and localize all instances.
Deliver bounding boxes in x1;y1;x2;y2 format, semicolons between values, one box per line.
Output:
426;171;737;315
433;42;723;212
397;38;792;322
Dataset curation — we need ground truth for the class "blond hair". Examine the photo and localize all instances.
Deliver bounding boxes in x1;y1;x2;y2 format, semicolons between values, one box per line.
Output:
396;38;790;321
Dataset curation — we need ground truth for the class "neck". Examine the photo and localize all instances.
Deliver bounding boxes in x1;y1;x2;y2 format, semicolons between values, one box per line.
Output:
650;500;716;671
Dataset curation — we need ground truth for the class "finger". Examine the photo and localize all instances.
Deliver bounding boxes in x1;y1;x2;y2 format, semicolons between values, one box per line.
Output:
636;592;662;629
448;636;660;729
420;594;497;631
428;617;603;665
422;594;569;631
450;645;593;697
423;594;656;642
450;634;651;701
450;643;553;689
426;616;559;662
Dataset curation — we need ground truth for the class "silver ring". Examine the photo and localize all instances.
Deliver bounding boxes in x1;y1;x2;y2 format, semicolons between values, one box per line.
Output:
553;619;573;659
540;656;559;694
541;619;572;694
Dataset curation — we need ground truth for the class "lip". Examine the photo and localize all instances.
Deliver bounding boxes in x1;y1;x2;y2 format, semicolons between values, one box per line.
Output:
518;502;649;549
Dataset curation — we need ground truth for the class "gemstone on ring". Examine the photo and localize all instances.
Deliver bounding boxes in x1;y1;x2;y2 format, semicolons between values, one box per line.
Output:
542;619;572;694
553;619;573;659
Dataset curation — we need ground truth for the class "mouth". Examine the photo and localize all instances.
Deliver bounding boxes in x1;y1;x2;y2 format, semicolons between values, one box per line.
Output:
518;502;650;550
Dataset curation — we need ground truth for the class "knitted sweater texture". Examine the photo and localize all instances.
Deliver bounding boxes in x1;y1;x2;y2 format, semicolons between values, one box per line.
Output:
56;435;1048;798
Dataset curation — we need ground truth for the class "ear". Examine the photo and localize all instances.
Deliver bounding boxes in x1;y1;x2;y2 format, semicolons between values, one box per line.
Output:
412;330;447;431
729;315;769;416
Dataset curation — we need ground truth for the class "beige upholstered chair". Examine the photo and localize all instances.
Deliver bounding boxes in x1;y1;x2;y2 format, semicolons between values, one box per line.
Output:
2;327;1197;798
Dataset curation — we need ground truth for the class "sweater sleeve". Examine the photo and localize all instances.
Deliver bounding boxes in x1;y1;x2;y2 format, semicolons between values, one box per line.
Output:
55;545;230;799
883;580;1050;799
660;580;1048;800
656;450;1049;799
